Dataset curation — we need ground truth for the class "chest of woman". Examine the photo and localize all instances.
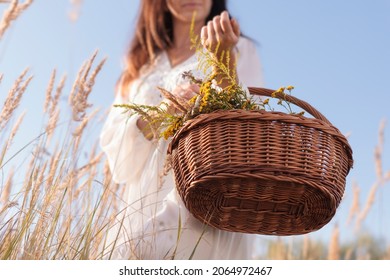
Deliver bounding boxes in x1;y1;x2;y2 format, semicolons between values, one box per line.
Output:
129;52;200;105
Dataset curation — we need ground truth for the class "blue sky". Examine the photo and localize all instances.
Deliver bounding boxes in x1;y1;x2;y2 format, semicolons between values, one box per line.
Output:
1;0;389;245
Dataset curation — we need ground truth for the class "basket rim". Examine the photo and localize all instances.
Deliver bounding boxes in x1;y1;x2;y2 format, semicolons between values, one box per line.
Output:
167;109;353;169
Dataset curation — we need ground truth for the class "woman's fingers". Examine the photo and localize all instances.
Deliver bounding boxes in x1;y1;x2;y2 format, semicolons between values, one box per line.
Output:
173;84;198;100
207;20;216;46
201;26;208;46
220;11;233;35
212;15;223;42
231;18;240;37
201;11;240;53
183;84;199;99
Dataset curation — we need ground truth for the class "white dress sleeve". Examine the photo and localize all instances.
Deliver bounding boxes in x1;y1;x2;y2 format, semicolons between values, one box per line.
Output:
236;37;264;87
99;93;155;184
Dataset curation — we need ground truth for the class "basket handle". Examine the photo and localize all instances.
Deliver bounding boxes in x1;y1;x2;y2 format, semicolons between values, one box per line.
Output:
248;87;332;126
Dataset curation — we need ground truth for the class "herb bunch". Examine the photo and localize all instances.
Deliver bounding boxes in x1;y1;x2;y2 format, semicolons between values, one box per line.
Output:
115;18;299;140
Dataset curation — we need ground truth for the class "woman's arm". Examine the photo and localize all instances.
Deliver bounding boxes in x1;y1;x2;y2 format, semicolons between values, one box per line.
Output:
100;94;155;184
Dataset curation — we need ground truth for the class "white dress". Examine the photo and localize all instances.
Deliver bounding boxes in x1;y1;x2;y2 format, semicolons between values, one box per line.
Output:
100;37;263;259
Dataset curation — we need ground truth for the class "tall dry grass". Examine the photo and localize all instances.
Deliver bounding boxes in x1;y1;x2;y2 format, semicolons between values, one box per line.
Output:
0;1;121;259
0;0;389;260
0;50;123;259
0;0;32;40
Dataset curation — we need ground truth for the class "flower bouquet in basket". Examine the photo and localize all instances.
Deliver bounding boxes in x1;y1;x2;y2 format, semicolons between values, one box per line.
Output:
116;37;353;236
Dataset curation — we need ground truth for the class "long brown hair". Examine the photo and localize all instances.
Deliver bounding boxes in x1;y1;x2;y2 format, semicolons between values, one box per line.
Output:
119;0;227;96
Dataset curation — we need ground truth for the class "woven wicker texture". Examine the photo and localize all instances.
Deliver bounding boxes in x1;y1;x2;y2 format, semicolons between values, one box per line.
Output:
167;88;353;235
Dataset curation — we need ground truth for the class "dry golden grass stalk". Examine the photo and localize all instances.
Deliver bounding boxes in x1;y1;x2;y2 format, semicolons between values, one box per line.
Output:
385;170;390;181
355;119;389;230
45;108;60;144
0;68;32;130
267;237;287;260
287;238;294;260
35;161;47;192
3;111;25;149
374;120;386;179
347;181;360;225
28;167;45;215
68;0;82;22
0;0;33;40
79;151;103;175
385;247;390;260
301;235;309;259
0;167;13;204
0;0;17;40
45;73;66;145
50;74;66;116
0;201;18;218
101;160;120;215
69;51;106;121
0;110;26;169
44;70;56;113
328;224;340;260
0;47;109;259
14;0;32;12
84;56;106;92
0;217;15;254
102;160;112;186
73;107;99;137
68;60;86;104
356;182;379;230
46;146;61;189
157;87;190;113
344;247;353;260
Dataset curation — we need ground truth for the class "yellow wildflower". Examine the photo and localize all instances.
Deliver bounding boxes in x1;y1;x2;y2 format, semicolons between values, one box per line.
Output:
286;85;294;91
199;84;211;112
189;95;198;105
162;125;174;140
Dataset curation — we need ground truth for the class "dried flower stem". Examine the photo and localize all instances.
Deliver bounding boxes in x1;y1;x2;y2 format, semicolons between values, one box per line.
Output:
0;68;32;130
374;120;386;179
355;119;389;230
44;70;56;113
356;181;379;230
0;167;14;204
0;0;33;40
328;224;340;260
73;107;99;137
157;87;189;113
45;108;60;144
50;74;66;115
68;0;83;22
69;51;106;121
347;181;360;225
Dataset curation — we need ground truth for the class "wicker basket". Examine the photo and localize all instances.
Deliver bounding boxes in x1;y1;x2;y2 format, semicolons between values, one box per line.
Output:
167;88;353;235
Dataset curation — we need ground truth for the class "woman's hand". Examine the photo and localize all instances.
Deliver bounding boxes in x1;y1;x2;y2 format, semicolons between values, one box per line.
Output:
200;10;240;57
136;83;199;140
173;83;199;101
162;83;199;114
200;11;240;88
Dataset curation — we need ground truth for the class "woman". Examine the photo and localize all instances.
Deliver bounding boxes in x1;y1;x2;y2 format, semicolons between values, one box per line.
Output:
100;0;263;259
